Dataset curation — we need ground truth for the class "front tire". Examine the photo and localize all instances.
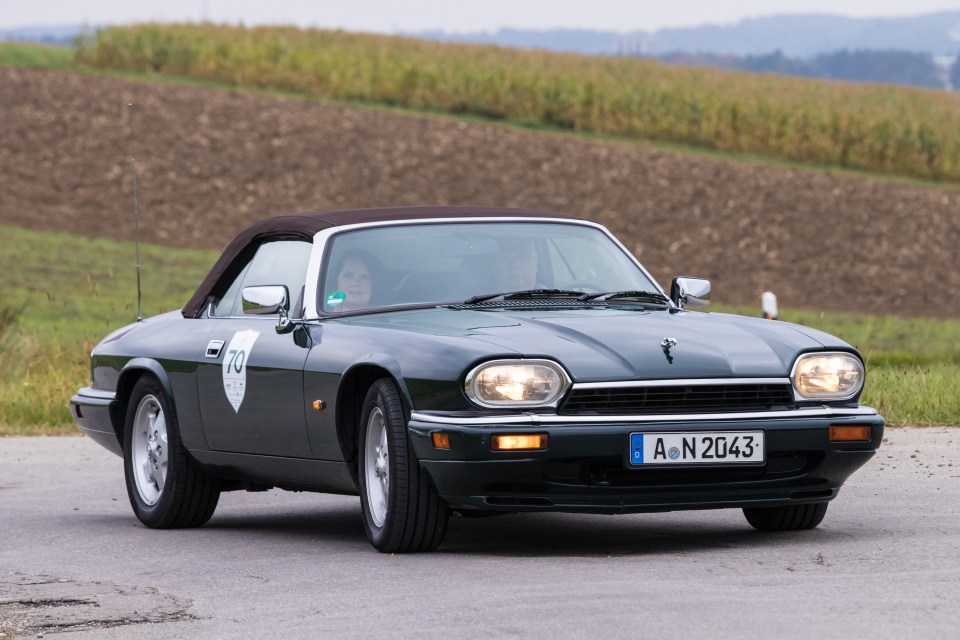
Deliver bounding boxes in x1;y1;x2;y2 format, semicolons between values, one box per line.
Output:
123;376;220;528
743;502;828;532
358;378;449;552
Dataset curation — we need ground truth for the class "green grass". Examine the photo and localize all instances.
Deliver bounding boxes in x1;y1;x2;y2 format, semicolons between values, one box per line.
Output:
0;41;73;68
0;225;217;432
863;364;960;426
0;225;956;434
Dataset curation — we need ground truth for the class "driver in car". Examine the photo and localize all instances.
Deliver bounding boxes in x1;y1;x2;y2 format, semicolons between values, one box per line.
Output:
493;237;539;291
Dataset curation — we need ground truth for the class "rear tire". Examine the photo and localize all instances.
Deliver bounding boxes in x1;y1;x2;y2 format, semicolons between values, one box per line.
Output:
743;502;828;532
123;376;220;528
358;378;449;552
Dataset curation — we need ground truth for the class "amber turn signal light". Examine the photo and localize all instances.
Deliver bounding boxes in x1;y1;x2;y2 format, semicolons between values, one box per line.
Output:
491;434;548;451
829;425;872;442
431;432;450;449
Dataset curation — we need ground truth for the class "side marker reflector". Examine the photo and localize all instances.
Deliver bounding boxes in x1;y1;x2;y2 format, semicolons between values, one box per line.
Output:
829;425;872;442
431;432;450;449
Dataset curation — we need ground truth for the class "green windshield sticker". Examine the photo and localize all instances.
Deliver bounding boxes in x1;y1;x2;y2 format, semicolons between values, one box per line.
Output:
326;291;347;306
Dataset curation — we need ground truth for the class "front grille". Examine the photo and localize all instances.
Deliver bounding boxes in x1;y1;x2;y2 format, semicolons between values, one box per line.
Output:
559;383;796;415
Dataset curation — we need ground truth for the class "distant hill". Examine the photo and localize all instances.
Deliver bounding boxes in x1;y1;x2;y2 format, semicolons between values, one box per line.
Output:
644;12;960;57
660;49;948;90
417;12;960;90
0;25;87;46
417;12;960;57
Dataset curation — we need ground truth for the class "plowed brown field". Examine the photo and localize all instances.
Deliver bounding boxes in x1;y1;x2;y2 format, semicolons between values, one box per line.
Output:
2;67;958;317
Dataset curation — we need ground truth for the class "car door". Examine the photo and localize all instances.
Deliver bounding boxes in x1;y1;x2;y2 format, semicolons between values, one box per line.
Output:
196;239;314;457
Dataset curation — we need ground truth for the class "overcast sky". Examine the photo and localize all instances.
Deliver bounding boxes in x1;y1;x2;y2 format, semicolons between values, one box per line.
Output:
3;0;959;32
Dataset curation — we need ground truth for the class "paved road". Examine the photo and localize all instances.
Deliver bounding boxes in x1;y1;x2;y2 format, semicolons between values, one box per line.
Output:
1;429;958;639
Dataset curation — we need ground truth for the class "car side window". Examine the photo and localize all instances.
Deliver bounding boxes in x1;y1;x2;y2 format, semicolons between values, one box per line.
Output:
212;240;313;318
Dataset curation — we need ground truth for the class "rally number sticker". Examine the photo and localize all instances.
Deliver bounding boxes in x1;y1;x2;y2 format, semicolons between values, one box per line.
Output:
222;329;260;412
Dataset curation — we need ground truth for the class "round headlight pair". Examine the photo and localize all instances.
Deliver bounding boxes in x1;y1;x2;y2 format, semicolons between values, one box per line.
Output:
465;359;571;408
792;352;865;400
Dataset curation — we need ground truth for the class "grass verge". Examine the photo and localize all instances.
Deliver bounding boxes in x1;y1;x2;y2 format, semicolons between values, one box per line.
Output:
0;41;73;68
0;225;216;433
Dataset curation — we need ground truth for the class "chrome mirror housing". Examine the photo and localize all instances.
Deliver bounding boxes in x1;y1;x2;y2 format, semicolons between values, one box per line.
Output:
670;277;711;309
242;285;294;333
242;285;289;315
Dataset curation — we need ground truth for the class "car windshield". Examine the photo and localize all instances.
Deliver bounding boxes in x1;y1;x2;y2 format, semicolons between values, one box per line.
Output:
319;221;661;313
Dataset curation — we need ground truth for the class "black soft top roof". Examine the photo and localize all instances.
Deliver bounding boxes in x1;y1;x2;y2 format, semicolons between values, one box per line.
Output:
182;205;582;318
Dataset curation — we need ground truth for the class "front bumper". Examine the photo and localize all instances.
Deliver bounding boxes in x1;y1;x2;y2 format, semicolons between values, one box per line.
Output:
408;407;884;514
70;387;122;456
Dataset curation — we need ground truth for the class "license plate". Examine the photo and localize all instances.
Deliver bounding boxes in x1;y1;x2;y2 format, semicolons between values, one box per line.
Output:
628;431;765;466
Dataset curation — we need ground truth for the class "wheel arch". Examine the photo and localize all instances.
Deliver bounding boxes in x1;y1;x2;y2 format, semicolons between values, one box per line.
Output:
336;360;412;485
110;358;178;449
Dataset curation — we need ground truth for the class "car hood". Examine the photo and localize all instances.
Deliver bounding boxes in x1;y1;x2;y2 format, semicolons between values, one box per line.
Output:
355;307;852;382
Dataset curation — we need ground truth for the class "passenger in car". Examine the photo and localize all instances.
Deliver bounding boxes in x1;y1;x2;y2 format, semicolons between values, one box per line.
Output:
329;249;383;312
493;237;539;291
451;237;541;299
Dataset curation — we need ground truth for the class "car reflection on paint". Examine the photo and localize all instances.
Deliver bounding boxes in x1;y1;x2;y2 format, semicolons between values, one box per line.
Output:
71;206;884;552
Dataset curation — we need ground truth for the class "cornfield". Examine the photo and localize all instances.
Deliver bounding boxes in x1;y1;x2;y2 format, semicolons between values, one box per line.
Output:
75;23;960;182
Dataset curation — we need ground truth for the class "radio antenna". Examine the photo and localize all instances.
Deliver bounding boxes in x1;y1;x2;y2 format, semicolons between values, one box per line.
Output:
128;102;143;322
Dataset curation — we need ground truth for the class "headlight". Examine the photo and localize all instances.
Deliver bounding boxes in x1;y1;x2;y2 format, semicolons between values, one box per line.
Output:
792;352;865;400
465;359;571;408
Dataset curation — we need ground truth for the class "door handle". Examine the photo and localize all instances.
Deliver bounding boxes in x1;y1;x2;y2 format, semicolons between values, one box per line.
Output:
205;340;225;359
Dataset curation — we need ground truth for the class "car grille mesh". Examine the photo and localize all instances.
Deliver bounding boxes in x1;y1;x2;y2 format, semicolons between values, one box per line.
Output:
559;383;796;415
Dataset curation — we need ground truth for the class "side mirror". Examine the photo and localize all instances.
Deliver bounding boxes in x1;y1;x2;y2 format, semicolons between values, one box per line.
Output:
241;285;294;333
670;277;711;309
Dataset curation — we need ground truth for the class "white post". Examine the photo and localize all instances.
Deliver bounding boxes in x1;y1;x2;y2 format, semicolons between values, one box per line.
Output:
761;291;778;320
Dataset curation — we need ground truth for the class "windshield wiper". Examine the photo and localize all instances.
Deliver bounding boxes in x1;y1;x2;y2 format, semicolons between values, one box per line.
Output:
464;289;588;304
578;290;670;304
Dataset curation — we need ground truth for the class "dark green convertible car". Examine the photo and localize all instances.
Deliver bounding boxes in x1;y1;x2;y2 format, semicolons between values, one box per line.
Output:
71;206;884;552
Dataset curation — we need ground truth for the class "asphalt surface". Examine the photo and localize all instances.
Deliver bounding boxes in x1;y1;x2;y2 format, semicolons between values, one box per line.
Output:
1;429;958;639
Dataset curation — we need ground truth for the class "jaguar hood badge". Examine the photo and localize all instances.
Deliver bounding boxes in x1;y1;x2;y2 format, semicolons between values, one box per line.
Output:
661;337;677;364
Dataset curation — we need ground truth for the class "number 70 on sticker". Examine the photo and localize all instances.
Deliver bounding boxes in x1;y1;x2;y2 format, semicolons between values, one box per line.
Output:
226;349;246;373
